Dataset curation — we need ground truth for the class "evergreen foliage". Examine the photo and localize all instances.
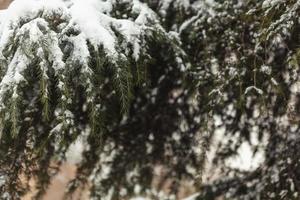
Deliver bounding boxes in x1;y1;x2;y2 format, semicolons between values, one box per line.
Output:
177;0;300;199
0;0;200;199
0;0;300;199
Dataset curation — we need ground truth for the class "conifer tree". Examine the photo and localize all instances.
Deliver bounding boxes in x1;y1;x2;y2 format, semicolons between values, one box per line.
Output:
0;0;201;199
1;0;300;200
176;0;300;199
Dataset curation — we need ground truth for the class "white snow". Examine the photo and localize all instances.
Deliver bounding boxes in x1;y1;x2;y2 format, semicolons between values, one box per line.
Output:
130;198;150;200
0;48;29;108
68;34;90;65
262;0;284;9
159;0;173;17
69;0;117;57
0;0;158;60
65;136;85;164
183;193;200;200
271;77;279;86
0;0;160;112
244;86;264;95
68;0;157;60
133;0;156;25
117;19;142;60
0;10;5;34
260;64;272;75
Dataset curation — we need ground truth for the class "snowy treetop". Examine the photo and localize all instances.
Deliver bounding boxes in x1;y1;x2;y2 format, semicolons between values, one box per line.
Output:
0;0;158;59
0;0;175;126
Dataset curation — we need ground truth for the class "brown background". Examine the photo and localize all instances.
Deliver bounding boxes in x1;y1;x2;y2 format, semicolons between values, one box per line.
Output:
0;0;11;9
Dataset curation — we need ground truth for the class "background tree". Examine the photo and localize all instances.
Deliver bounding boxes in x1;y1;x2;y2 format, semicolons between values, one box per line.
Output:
176;0;300;199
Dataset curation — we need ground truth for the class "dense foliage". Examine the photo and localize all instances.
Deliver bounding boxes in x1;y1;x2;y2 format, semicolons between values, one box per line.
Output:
177;0;300;199
0;0;300;199
0;0;200;199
